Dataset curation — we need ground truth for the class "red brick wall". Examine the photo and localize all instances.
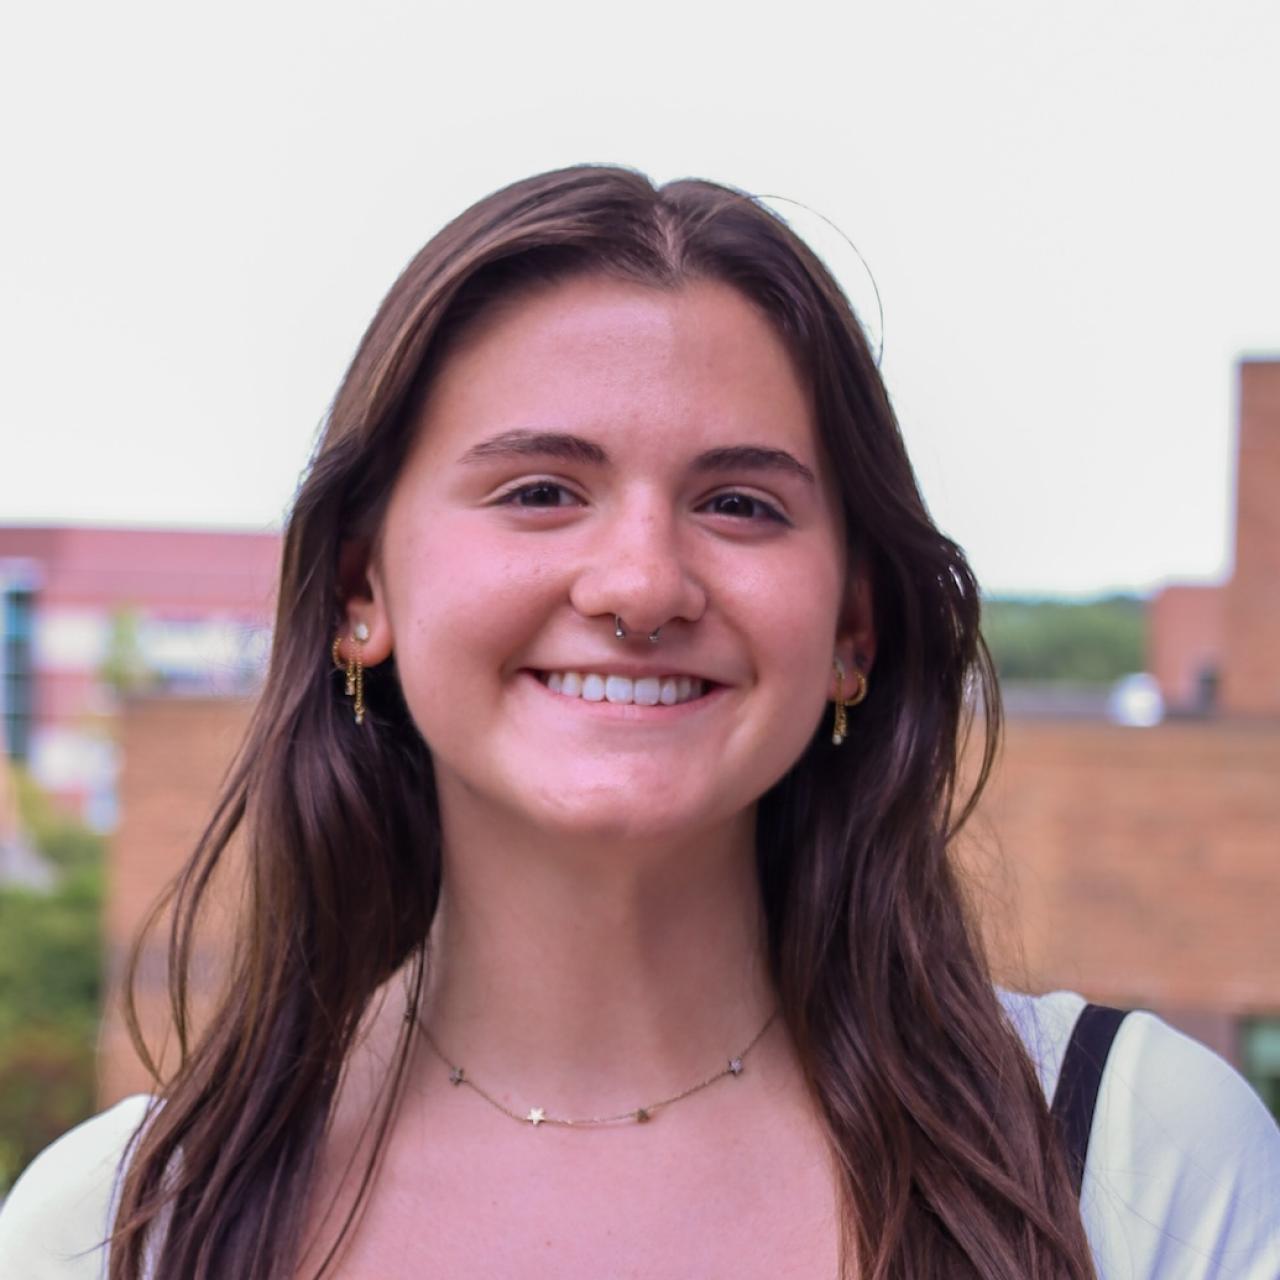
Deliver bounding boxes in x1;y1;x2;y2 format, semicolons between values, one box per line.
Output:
961;718;1280;1039
100;696;253;1104
1148;584;1224;711
1222;360;1280;715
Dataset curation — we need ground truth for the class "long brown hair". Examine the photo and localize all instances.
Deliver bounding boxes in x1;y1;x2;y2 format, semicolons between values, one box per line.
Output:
109;165;1097;1279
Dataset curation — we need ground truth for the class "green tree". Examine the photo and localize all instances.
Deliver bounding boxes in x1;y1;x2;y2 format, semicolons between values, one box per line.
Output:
99;605;154;696
0;775;104;1194
10;769;103;875
982;595;1147;683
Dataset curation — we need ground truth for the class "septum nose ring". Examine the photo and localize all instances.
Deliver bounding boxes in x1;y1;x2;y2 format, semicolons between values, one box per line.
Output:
614;615;662;643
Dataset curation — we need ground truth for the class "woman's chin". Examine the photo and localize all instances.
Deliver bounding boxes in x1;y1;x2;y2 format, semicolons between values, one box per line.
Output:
433;753;741;847
532;806;699;847
516;782;727;848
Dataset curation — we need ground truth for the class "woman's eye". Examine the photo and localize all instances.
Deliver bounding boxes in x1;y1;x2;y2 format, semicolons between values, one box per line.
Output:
496;481;581;508
702;492;787;523
493;483;786;523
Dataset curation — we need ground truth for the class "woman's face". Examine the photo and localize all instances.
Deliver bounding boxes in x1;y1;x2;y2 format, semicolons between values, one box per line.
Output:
355;274;874;845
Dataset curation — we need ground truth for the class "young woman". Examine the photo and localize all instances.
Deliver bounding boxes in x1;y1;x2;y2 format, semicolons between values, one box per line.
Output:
2;165;1277;1279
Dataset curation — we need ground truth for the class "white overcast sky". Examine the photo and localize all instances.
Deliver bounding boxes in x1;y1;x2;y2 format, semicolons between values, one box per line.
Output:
3;1;1277;596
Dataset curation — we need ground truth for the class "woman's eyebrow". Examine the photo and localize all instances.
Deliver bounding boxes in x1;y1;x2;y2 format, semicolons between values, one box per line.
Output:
696;444;815;485
457;429;815;485
458;429;606;467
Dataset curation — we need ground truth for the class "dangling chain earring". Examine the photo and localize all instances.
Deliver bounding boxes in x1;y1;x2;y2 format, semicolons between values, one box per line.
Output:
331;621;370;724
831;657;868;746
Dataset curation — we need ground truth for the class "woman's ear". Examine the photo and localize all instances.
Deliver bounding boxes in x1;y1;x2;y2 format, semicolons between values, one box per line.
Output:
334;536;394;667
829;560;876;698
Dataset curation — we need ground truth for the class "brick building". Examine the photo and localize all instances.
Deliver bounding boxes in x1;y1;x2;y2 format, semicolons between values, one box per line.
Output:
1151;360;1280;718
96;359;1280;1114
973;359;1280;1110
0;526;280;830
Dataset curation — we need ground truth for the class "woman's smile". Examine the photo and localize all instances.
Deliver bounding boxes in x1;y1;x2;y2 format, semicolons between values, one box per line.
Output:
541;670;707;706
518;667;728;720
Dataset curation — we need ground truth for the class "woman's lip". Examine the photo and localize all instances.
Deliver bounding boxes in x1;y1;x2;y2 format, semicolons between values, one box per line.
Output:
517;669;726;719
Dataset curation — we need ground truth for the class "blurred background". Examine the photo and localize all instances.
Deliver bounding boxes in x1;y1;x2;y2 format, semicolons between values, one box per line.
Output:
2;0;1278;1194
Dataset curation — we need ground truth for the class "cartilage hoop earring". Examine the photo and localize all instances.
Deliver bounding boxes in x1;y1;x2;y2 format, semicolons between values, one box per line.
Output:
831;657;868;746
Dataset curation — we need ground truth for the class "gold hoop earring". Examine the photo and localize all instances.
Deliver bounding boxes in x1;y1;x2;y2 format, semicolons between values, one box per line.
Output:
332;621;369;725
831;658;868;746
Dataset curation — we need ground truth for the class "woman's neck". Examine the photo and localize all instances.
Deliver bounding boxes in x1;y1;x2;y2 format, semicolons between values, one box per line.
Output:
416;799;778;1118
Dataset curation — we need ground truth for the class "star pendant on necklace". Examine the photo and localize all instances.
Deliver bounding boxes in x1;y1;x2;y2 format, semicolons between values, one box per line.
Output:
527;1106;546;1127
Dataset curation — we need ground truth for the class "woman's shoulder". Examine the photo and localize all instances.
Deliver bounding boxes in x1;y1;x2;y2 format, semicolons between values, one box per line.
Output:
0;1094;157;1279
996;984;1280;1277
994;983;1089;1102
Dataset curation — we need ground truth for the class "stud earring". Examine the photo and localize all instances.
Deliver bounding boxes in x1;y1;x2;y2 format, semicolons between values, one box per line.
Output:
331;621;370;724
831;657;868;746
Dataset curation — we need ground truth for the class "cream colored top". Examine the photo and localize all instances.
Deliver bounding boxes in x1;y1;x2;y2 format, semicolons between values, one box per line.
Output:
1;989;1278;1277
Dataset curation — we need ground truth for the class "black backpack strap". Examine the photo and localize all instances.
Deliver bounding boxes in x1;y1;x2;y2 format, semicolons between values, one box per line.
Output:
1050;1002;1131;1198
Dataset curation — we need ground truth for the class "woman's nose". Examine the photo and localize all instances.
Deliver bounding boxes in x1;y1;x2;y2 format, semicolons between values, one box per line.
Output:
568;497;707;636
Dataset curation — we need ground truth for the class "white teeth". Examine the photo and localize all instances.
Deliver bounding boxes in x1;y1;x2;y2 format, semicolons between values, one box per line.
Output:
538;670;706;706
634;677;661;706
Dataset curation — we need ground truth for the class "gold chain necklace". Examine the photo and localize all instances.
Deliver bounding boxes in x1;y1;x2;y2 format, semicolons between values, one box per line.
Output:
417;1009;778;1128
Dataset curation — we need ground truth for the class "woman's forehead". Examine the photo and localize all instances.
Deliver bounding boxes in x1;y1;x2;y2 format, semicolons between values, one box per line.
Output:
413;275;821;469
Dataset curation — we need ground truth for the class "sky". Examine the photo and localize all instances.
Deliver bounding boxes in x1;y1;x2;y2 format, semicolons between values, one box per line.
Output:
3;1;1277;596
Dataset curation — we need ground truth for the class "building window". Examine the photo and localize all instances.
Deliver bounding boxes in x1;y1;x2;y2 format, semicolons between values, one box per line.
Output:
1240;1017;1280;1122
2;584;35;763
